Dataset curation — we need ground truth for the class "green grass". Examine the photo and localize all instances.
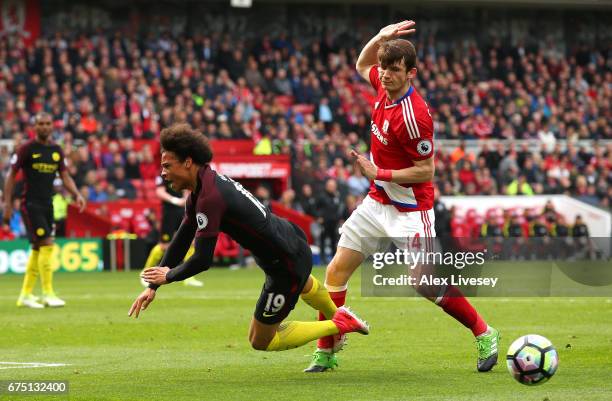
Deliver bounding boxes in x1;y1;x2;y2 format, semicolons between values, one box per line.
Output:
0;268;611;401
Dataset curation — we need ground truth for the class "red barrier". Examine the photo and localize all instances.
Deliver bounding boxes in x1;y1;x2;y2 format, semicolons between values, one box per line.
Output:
66;204;112;238
270;201;314;244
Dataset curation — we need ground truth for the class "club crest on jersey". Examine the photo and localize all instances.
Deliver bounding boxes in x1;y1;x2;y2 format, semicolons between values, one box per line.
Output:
382;120;389;133
417;139;433;156
196;213;208;230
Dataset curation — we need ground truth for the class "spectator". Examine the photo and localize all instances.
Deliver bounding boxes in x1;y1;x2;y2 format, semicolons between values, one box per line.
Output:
124;151;142;180
254;185;271;209
346;166;370;197
111;167;136;199
52;179;71;237
9;198;26;238
506;174;535;196
316;179;344;263
279;189;297;210
297;184;317;217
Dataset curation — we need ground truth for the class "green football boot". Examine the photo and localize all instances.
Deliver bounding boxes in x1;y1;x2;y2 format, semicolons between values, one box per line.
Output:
303;350;338;373
476;326;500;372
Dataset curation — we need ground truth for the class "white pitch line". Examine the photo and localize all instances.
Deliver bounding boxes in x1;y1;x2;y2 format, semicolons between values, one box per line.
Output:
0;362;69;370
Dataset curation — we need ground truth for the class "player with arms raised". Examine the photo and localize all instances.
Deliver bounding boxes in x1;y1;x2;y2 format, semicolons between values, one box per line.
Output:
304;21;499;372
128;124;369;353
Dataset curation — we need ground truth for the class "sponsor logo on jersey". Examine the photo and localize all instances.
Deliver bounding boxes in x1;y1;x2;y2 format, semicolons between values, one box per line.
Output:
32;153;42;159
32;163;59;173
371;121;388;145
417;139;433;156
196;213;208;230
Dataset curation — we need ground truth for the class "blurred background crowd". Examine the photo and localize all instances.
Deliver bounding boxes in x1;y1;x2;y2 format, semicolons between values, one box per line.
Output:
0;2;610;247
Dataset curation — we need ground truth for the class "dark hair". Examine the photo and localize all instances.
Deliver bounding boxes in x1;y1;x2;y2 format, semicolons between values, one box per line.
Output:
377;39;417;71
160;123;213;164
35;112;52;122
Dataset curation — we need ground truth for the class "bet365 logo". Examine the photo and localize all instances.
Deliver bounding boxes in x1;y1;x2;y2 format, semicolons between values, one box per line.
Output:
0;240;102;274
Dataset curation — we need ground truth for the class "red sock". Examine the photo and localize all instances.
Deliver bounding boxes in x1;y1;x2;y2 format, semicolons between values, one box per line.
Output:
317;289;346;350
438;286;488;337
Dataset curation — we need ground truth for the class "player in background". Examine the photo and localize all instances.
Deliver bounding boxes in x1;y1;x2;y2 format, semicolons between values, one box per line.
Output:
129;124;369;353
140;176;203;288
3;112;86;308
305;21;499;372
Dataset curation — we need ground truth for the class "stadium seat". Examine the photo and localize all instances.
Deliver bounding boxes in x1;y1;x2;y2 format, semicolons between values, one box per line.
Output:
293;104;315;115
275;95;294;111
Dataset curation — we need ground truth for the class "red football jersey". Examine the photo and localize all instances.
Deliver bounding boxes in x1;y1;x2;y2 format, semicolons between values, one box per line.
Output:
366;65;434;212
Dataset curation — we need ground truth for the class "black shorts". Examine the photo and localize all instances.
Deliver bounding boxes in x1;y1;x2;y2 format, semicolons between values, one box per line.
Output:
21;201;55;242
253;228;312;324
160;205;184;243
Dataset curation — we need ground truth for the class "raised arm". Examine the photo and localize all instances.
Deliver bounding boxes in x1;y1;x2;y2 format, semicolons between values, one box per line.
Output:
356;20;416;81
155;184;186;207
351;150;434;184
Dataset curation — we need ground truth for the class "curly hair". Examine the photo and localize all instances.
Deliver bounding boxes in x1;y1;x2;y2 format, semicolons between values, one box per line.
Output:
160;123;213;164
377;39;416;71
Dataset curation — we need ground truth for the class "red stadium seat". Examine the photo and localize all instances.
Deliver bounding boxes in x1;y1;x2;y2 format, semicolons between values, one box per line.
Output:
143;179;156;190
275;95;294;111
293;104;315;115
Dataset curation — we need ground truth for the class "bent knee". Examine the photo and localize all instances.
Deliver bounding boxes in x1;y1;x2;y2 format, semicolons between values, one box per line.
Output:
249;338;270;351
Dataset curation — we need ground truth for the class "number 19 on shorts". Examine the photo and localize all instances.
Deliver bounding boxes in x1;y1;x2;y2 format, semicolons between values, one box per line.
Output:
264;293;285;314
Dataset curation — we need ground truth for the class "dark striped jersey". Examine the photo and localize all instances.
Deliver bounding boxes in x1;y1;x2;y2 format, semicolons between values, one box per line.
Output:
184;165;305;263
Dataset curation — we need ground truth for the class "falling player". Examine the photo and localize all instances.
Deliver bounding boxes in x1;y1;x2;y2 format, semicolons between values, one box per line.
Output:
128;123;369;353
304;20;499;372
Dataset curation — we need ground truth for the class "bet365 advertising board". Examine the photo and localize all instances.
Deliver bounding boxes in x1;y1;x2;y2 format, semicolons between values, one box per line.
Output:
0;239;103;274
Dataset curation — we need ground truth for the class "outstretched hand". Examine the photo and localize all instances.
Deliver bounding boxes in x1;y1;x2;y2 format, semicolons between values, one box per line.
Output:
377;20;416;42
128;288;156;318
141;266;170;286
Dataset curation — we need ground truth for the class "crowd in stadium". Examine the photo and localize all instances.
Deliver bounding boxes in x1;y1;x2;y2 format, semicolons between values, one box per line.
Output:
0;20;610;241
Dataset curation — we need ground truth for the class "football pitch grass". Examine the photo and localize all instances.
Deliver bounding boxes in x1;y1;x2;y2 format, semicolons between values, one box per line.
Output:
1;267;611;401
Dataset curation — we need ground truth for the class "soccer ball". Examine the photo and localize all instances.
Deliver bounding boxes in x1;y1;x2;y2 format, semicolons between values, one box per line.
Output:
506;334;559;385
